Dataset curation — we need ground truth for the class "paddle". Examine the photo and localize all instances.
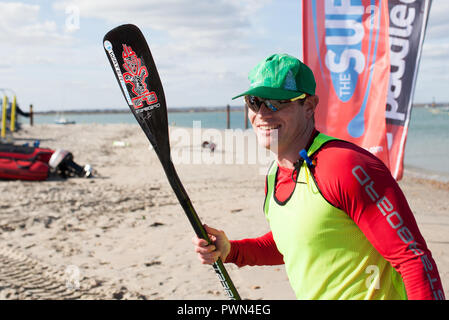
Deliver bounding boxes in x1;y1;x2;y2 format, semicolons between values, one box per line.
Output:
103;24;240;300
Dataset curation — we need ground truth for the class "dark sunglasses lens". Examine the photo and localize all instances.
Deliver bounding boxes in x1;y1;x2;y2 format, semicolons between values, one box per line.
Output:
245;96;260;112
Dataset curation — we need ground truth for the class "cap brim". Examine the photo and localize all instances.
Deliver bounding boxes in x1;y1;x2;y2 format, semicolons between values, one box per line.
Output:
232;87;305;100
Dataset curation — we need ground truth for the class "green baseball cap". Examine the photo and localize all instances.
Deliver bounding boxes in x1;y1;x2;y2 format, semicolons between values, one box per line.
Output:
232;53;316;100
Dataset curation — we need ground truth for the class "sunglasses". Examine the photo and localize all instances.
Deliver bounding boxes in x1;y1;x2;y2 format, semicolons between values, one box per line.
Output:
244;94;307;113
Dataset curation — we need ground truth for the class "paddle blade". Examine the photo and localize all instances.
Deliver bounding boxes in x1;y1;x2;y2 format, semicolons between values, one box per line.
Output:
103;24;170;160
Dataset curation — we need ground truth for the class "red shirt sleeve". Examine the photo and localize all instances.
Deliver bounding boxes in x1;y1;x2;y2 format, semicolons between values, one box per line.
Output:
312;141;445;300
225;231;284;267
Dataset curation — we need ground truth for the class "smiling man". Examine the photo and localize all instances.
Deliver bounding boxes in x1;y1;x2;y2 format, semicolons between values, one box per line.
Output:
192;54;445;300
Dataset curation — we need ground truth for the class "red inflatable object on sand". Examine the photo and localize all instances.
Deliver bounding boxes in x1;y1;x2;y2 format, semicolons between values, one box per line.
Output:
0;144;54;181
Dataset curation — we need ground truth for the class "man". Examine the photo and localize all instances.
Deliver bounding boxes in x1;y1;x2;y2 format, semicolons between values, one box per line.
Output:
192;54;445;300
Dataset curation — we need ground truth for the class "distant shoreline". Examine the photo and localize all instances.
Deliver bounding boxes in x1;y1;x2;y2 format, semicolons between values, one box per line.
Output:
31;103;448;115
34;106;245;115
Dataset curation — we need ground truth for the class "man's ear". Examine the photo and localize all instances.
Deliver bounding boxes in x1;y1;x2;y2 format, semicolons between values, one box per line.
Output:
304;95;319;119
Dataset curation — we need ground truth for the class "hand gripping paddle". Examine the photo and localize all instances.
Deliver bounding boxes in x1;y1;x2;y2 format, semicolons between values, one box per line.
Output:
103;24;240;300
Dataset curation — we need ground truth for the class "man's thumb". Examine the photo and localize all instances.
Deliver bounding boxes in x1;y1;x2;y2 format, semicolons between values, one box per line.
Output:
204;224;222;237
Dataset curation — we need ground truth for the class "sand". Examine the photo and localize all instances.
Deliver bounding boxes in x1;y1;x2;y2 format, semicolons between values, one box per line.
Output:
0;123;448;300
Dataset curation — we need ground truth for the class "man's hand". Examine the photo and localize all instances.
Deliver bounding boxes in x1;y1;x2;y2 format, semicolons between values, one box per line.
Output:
192;225;231;264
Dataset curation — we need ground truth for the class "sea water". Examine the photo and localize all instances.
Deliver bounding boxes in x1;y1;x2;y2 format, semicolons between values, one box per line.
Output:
33;111;248;129
403;108;449;181
32;108;449;180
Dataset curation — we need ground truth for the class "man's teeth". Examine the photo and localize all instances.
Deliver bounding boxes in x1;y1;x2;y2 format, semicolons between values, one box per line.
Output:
259;125;280;130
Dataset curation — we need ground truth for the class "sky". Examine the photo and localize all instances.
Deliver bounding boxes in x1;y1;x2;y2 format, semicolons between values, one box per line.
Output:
0;0;448;112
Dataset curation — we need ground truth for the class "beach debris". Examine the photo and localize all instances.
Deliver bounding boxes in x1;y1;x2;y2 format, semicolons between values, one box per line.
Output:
110;286;145;300
150;222;164;227
112;140;129;147
144;260;161;267
201;140;216;153
43;215;60;228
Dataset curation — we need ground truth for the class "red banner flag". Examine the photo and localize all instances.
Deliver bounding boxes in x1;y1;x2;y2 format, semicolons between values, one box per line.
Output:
386;0;432;180
303;0;391;167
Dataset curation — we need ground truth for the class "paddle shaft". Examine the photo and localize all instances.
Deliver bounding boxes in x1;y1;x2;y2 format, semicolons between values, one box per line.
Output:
162;160;241;300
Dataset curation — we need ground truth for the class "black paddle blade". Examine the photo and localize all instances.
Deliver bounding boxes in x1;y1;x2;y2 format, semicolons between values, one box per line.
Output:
103;24;170;162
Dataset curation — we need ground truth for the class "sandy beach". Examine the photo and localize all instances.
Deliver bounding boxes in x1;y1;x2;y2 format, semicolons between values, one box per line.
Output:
0;123;448;300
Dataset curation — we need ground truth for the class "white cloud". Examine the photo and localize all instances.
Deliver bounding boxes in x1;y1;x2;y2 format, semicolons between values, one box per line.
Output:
45;0;274;109
53;0;275;109
1;0;274;110
425;1;449;40
0;2;69;45
422;42;449;59
53;0;268;54
415;1;449;101
0;2;75;69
